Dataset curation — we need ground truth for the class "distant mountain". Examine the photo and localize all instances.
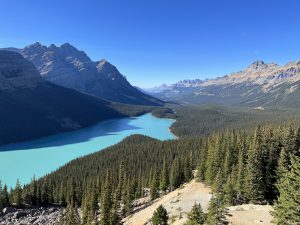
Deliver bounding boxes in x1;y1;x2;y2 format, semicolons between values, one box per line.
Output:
3;43;163;106
147;60;300;108
145;79;204;98
0;50;125;145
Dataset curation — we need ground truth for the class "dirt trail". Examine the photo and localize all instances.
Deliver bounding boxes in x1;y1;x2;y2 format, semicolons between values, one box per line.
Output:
124;180;212;225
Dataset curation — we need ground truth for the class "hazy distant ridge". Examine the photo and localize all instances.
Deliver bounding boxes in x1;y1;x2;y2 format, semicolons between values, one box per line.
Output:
147;60;300;107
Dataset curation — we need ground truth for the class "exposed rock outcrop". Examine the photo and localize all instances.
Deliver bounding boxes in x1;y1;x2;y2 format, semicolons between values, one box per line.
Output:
0;207;61;225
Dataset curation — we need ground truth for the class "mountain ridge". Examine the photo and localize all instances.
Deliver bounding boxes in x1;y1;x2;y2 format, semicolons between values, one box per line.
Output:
0;50;126;145
3;43;164;106
146;59;300;107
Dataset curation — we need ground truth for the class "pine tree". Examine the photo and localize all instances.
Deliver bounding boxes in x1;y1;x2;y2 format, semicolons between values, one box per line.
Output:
123;179;134;215
66;200;81;225
37;185;42;206
150;167;160;200
276;147;290;180
90;184;98;220
2;184;9;207
116;162;125;201
170;158;184;190
110;192;122;225
197;143;208;182
66;179;76;206
223;144;233;179
236;141;246;203
212;170;224;194
285;127;296;157
209;134;227;186
13;179;23;207
184;156;193;182
294;127;300;156
185;203;205;225
245;125;266;203
41;181;50;206
273;155;300;224
101;170;113;225
205;194;227;225
170;161;176;191
223;170;236;206
81;191;89;225
152;205;169;225
59;183;67;207
264;130;281;201
160;158;169;192
29;176;37;206
22;187;31;206
204;137;219;185
136;173;143;198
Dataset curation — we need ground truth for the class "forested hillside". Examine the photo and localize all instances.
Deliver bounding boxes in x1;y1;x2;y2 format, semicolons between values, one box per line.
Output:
171;105;300;137
1;121;300;224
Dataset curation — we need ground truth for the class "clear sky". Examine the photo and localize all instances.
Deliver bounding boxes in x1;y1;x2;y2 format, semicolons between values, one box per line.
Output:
1;0;300;87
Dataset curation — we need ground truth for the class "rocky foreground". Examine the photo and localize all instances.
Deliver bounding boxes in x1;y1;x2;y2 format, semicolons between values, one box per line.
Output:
0;206;61;225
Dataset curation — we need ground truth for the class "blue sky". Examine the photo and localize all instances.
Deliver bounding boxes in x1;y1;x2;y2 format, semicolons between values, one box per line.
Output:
1;0;300;87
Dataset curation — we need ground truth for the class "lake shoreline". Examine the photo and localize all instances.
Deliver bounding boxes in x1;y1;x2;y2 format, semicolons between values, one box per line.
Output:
0;113;175;188
150;112;178;139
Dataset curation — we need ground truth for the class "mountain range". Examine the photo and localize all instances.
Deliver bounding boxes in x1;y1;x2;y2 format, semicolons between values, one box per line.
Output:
146;60;300;108
4;43;163;106
0;50;126;145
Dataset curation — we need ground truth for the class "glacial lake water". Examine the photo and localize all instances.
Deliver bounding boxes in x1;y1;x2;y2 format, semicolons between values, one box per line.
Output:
0;113;176;188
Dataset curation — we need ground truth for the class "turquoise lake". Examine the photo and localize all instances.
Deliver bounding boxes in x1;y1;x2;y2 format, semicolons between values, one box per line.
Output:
0;114;176;188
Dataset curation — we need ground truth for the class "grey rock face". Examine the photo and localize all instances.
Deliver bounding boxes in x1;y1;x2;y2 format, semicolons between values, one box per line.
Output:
7;43;163;106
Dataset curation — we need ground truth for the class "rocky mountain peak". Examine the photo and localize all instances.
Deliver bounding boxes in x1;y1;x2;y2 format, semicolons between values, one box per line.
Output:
1;42;163;105
246;60;278;71
57;43;91;62
61;42;74;48
60;43;80;53
30;42;43;48
247;60;267;70
23;42;47;56
48;44;57;49
24;42;45;50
